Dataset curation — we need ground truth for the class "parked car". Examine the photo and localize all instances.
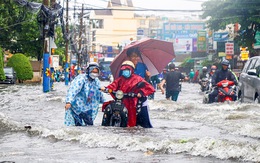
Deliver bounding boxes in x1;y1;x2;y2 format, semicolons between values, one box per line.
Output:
238;56;260;103
0;67;17;84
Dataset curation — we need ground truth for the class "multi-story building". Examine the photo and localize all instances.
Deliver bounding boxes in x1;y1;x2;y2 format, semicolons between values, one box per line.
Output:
88;0;162;57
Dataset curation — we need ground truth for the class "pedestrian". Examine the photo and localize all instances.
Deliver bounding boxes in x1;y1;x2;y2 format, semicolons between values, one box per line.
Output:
189;69;194;83
64;62;105;126
149;74;161;99
126;47;153;128
208;60;238;103
159;63;188;101
193;69;199;83
100;61;155;128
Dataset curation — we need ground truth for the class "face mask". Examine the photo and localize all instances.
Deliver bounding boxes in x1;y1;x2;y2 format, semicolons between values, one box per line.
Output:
122;69;131;78
89;73;99;79
212;70;215;73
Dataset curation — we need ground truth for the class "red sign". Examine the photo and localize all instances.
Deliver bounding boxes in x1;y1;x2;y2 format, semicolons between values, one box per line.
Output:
225;43;234;55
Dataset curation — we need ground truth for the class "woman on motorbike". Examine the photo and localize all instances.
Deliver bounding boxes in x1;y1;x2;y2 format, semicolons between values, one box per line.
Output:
100;61;155;128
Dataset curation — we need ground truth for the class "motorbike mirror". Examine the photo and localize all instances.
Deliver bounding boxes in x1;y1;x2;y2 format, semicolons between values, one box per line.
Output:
137;82;145;88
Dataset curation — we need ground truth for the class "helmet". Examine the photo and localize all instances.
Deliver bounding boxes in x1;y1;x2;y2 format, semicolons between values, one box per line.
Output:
202;66;207;70
211;65;217;70
168;63;175;70
121;60;135;69
221;60;229;66
87;62;100;73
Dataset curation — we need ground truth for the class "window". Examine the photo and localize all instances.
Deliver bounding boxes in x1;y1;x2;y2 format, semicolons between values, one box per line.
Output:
91;19;104;29
253;58;260;69
248;59;257;70
242;59;252;73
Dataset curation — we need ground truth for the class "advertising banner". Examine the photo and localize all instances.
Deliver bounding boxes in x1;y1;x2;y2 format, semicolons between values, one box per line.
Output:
225;43;234;55
173;38;193;52
197;30;207;52
254;31;260;49
163;22;205;52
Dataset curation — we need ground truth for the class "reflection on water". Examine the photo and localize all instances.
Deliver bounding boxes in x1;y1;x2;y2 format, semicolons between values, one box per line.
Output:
0;82;259;163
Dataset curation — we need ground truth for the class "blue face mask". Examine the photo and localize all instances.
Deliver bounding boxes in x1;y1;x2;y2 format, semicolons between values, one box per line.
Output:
122;69;131;78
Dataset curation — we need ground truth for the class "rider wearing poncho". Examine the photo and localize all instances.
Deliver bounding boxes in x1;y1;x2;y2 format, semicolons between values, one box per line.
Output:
103;61;155;127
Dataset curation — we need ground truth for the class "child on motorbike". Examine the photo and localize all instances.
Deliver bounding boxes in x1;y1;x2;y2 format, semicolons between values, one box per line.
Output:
100;61;155;128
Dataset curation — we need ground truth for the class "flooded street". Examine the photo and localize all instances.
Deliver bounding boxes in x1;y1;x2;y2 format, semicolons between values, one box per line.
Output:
0;81;259;163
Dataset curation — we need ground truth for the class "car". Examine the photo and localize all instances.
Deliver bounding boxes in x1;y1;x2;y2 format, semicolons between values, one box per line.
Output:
0;67;17;84
238;56;260;103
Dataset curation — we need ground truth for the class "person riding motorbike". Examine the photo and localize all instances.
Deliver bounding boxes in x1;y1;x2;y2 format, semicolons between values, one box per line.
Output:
199;66;209;91
206;65;217;91
209;65;217;79
208;60;238;103
100;61;155;128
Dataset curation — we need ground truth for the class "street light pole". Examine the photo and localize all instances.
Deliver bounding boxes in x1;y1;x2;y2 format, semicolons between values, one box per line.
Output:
65;0;69;85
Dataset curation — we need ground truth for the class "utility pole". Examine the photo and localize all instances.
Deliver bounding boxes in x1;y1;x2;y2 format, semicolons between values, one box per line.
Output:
42;0;50;93
65;0;69;85
78;4;84;68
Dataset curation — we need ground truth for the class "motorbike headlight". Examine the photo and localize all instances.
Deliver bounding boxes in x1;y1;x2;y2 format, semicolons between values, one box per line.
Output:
115;90;124;99
221;82;228;87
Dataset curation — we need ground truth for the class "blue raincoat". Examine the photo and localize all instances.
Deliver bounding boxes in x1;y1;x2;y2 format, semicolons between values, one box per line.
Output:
64;74;105;126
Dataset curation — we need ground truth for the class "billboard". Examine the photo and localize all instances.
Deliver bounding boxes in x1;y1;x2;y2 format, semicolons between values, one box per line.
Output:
163;22;205;52
172;38;197;52
197;30;207;52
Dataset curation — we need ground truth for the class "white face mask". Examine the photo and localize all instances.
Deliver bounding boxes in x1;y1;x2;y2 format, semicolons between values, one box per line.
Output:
89;73;99;79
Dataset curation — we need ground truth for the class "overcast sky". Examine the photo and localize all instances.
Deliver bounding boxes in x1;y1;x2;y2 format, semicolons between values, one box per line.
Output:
59;0;207;11
58;0;208;20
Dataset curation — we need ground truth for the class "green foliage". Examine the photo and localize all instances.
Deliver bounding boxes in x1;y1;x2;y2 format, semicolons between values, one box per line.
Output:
180;57;194;69
0;47;6;80
201;59;216;67
202;0;260;51
7;53;33;82
0;0;42;60
54;26;66;66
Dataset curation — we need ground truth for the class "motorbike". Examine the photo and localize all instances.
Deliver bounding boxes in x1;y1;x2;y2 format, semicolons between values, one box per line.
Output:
101;82;145;127
200;77;210;92
215;79;236;102
203;79;236;103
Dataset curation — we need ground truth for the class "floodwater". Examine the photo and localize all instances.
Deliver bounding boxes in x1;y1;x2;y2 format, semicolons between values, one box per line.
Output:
0;81;259;163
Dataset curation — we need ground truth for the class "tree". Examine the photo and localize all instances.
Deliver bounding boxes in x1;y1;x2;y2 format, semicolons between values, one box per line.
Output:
0;0;42;60
7;53;33;83
0;47;5;80
201;0;260;52
54;26;66;66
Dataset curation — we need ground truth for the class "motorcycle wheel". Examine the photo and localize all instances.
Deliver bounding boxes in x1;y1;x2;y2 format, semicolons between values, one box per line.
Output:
110;114;121;127
101;106;112;126
119;108;128;127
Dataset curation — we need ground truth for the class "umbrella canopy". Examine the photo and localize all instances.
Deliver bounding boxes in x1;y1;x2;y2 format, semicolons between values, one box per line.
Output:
110;38;175;79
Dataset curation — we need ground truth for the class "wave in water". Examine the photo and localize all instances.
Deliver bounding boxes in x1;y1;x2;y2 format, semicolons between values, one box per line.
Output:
0;112;259;162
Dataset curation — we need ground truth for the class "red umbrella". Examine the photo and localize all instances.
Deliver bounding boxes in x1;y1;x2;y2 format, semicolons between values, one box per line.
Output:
110;38;175;79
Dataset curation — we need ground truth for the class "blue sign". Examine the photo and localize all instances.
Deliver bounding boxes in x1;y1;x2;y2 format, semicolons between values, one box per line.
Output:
137;29;144;35
213;32;229;42
163;22;205;39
